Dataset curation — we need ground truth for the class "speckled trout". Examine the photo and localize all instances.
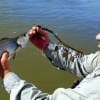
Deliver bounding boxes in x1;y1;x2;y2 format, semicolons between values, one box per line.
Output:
0;33;28;59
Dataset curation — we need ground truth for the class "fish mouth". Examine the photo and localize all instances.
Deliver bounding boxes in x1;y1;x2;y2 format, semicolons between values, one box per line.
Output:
17;33;28;48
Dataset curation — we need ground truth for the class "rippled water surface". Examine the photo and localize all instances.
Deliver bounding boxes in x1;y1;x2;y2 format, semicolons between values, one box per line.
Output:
0;0;100;99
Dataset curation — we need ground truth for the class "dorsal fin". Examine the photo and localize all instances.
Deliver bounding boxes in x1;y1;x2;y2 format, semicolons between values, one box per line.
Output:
0;37;9;41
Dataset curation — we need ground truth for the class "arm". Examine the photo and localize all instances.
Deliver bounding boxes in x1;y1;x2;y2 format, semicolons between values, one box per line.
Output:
44;41;100;78
0;52;49;100
0;53;87;100
3;72;87;100
3;72;49;100
28;26;100;78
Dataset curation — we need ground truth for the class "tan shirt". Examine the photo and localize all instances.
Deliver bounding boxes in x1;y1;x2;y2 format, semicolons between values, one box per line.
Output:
3;41;100;100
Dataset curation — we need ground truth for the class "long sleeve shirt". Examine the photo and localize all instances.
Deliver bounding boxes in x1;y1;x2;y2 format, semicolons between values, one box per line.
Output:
2;41;100;100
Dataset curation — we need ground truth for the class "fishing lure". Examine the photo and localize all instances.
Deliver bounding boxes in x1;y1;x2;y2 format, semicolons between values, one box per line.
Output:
0;33;28;60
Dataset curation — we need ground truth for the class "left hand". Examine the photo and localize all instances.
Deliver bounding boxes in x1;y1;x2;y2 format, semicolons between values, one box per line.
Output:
0;52;10;78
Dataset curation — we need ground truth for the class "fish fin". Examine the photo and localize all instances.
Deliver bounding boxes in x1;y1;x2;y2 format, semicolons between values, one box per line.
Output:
12;45;22;60
0;37;9;41
12;45;21;60
17;44;22;48
12;53;16;60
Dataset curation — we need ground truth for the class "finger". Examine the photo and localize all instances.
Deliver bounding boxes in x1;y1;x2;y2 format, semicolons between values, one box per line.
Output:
32;26;38;31
28;30;36;35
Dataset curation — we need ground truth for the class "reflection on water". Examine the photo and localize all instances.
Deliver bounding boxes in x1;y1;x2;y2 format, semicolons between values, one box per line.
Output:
0;0;100;99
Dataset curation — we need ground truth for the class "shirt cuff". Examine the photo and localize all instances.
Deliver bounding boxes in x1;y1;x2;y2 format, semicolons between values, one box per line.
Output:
2;72;21;93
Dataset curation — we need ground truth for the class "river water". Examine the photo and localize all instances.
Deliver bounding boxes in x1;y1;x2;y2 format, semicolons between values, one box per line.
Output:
0;0;100;99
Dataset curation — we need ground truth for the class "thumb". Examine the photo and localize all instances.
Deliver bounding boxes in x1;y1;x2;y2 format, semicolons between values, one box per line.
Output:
1;52;9;68
0;52;10;78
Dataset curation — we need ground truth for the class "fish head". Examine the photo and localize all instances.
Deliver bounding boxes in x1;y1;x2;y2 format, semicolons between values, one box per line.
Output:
17;33;29;48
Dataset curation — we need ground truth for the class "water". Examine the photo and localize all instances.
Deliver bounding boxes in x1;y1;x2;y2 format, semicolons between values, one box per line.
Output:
0;0;100;99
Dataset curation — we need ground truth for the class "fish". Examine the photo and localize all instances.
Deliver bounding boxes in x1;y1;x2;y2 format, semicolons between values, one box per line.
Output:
0;32;28;60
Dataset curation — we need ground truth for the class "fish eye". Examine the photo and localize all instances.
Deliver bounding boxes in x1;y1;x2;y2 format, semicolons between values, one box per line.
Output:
23;33;26;36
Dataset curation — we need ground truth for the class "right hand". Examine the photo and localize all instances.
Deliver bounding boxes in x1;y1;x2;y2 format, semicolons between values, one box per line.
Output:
28;26;50;50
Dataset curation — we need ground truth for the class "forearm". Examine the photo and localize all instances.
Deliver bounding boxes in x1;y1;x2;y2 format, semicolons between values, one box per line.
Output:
44;41;99;78
2;72;87;100
2;72;49;100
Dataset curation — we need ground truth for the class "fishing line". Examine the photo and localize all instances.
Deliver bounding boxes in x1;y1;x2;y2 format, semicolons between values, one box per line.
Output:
36;25;83;54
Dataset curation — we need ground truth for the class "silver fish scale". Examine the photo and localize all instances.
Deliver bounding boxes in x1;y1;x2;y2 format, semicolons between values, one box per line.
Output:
0;38;18;58
0;33;28;59
0;41;6;56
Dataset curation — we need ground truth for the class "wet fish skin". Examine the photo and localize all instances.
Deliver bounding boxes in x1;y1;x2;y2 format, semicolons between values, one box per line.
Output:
0;33;28;59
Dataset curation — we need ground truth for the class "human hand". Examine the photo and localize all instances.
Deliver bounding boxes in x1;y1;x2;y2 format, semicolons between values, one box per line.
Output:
0;52;10;78
28;26;50;50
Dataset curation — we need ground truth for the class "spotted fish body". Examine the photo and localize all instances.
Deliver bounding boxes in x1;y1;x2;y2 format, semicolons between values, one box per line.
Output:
0;33;28;59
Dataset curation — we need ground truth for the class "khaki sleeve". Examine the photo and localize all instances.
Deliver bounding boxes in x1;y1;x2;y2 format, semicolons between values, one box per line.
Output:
3;72;87;100
44;41;100;78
